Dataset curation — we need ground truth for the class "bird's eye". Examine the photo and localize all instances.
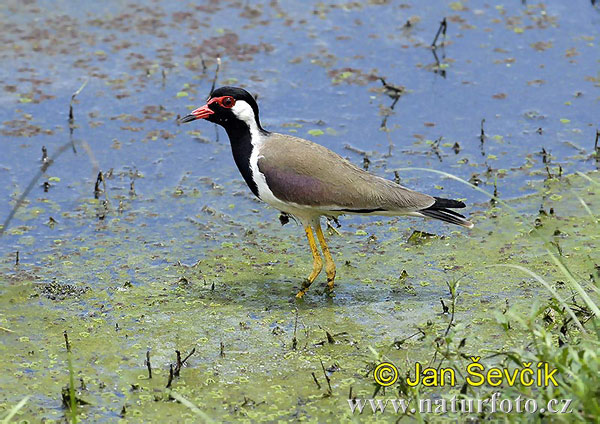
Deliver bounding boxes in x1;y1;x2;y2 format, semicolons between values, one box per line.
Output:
221;96;235;108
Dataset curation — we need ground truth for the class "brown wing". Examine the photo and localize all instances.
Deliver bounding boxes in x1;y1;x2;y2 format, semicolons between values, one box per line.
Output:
257;133;435;212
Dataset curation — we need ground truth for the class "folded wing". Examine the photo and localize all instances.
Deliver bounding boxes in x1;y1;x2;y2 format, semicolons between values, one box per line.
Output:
257;133;436;213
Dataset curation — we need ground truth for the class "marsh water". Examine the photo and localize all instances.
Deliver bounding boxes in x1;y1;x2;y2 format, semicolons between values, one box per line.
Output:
1;0;599;422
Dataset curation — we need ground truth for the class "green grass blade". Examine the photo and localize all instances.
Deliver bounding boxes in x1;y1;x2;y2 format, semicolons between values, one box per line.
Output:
576;171;600;187
168;391;214;423
67;351;77;424
1;396;30;423
576;194;598;223
393;167;523;219
490;264;586;333
394;167;600;314
549;254;600;315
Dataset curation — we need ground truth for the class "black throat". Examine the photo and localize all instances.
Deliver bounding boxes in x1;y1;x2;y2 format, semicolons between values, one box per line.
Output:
222;121;264;198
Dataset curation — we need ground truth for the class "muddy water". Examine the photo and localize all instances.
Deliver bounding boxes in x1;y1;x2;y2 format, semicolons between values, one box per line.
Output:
1;1;599;422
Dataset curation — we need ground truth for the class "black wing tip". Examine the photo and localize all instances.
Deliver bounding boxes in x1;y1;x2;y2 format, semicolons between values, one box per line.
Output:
430;196;466;209
420;197;473;228
420;209;474;228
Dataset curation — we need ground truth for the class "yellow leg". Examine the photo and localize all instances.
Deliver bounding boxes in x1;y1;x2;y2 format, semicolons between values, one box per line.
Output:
314;220;336;292
296;224;323;298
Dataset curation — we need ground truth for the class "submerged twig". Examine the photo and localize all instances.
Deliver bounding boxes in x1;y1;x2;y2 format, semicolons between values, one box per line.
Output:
172;347;196;380
1;141;76;238
1;80;99;238
145;351;152;379
69;79;89;124
199;53;208;73
164;349;192;387
431;17;447;47
320;359;332;395
443;280;460;337
394;166;600;321
431;136;443;162
166;364;174;388
94;171;104;199
64;331;71;352
431;48;447;78
440;298;449;314
311;372;321;390
63;330;82;422
480;119;486;144
362;156;370;170
379;79;403;129
174;351;182;377
393;330;424;349
209;57;221;96
379;77;404;100
292;308;298;350
93;171;110;213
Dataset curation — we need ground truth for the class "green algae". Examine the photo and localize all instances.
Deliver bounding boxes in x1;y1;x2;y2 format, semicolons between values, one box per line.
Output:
1;0;600;421
0;172;598;422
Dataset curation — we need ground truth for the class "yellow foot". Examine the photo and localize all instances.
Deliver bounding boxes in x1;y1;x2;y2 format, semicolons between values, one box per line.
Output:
326;274;336;292
315;220;337;294
296;224;322;298
296;279;313;298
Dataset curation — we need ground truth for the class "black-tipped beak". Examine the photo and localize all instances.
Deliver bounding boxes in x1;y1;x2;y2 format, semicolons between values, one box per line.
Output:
179;114;197;123
179;104;215;124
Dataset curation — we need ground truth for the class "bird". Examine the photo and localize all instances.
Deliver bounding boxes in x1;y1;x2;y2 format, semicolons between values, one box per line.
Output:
180;86;473;298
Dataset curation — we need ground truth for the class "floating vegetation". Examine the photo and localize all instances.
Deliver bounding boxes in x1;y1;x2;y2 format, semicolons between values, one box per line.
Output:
1;0;599;421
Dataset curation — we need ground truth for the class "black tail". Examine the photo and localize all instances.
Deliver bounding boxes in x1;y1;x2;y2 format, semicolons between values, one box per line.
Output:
419;197;473;228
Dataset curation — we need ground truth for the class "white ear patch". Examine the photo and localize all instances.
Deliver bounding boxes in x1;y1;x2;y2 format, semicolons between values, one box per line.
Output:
231;100;256;128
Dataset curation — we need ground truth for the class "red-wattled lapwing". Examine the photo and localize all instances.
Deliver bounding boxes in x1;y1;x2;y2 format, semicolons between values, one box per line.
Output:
180;86;473;298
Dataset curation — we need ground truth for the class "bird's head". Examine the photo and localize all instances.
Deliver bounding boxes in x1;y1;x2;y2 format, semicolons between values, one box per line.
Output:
179;86;264;132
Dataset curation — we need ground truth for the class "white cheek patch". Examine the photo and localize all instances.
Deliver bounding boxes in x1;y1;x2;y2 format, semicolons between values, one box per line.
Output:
232;100;281;208
231;100;257;130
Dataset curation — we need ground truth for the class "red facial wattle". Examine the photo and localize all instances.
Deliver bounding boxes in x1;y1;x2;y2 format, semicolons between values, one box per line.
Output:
208;96;236;109
180;96;236;123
